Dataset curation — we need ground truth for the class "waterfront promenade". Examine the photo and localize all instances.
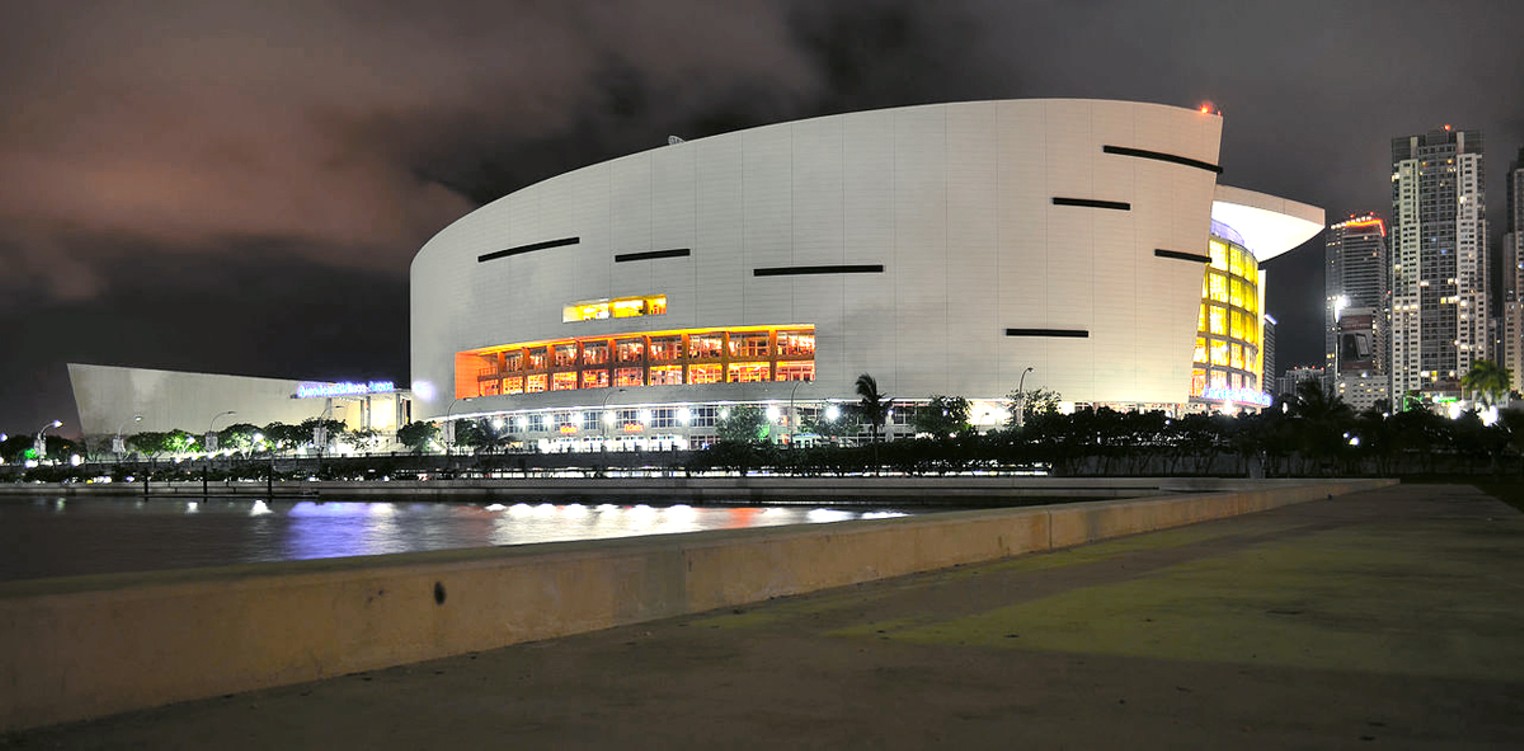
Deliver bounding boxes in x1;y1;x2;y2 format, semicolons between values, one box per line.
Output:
10;482;1521;748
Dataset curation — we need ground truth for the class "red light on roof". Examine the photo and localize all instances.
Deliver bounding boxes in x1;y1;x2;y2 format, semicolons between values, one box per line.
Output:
1336;216;1386;236
1444;124;1452;131
1198;101;1216;114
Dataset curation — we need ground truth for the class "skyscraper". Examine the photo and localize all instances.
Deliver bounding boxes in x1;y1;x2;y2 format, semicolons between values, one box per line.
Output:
1503;148;1524;392
1324;214;1389;368
1324;214;1389;410
1390;127;1488;400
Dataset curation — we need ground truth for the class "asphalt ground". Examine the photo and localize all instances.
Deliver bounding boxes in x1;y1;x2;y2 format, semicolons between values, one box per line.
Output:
9;483;1523;749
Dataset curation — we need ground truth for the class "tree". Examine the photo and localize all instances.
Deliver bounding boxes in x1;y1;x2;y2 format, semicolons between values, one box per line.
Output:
397;421;440;454
1006;387;1061;429
912;395;970;437
261;422;308;453
716;406;768;444
1462;359;1512;407
125;430;197;458
215;423;263;454
855;374;892;443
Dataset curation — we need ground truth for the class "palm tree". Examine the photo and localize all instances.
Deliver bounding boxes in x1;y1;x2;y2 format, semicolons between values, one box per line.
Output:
855;374;892;444
1461;359;1512;407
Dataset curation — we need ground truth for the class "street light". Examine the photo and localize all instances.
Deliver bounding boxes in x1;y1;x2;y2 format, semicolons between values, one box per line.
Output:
35;419;62;463
206;411;237;453
114;414;143;457
787;379;806;445
1016;366;1035;429
600;388;627;446
444;397;475;454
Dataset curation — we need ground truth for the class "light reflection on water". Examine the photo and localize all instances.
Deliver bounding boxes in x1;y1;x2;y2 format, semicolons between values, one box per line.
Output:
0;498;912;582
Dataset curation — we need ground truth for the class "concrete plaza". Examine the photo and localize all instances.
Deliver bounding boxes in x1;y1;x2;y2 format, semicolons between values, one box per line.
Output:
10;483;1523;749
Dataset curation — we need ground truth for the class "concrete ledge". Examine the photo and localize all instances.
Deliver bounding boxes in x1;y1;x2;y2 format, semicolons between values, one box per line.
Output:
0;478;1395;731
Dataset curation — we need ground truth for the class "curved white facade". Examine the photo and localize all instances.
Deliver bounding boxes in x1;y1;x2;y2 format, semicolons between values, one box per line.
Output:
412;99;1229;425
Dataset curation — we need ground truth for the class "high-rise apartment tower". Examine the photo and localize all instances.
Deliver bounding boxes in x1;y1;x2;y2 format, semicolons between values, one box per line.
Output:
1390;127;1488;398
1503;148;1524;392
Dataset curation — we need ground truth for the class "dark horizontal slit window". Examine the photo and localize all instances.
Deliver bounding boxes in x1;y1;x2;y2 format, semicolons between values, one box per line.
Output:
614;248;691;263
754;264;884;277
478;237;580;263
1005;328;1090;338
1051;197;1131;211
1155;249;1212;263
1103;145;1223;174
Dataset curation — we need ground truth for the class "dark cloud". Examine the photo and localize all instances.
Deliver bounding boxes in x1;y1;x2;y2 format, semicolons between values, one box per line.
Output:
1;0;1522;432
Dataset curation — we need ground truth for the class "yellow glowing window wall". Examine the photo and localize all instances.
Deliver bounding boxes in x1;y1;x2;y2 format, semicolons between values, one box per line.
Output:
1191;233;1264;399
562;294;668;323
454;325;816;398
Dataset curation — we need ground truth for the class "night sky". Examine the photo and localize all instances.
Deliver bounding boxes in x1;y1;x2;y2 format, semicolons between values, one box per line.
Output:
3;0;1522;435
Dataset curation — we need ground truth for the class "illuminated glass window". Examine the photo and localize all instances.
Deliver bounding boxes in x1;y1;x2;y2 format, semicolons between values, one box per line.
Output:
562;294;668;323
1198;304;1207;332
1191;368;1207;396
582;341;609;366
1209;274;1229;304
777;331;815;358
728;363;771;383
552;372;578;391
526;374;548;393
503;377;524;395
688;364;722;384
1229;247;1244;277
729;332;770;358
1209;306;1227;336
1209;241;1228;270
689;334;723;360
527;348;547;371
581;370;609;389
649;365;683;386
1230;310;1243;339
553;344;577;368
1211;340;1230;366
1230;279;1244;308
776;363;815;382
615;339;645;363
649;337;682;362
614;367;644;387
480;379;500;396
527;414;545;432
1193;337;1207;363
1230;344;1244;370
504;352;523;372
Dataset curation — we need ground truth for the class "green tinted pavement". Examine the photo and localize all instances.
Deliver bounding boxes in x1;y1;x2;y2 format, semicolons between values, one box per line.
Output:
10;483;1524;749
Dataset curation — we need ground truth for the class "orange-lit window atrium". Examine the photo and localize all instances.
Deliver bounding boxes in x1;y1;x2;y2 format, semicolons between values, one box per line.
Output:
454;325;816;399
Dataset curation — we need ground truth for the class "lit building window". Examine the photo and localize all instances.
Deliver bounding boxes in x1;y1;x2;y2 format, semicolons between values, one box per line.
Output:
614;367;644;387
526;374;548;393
552;372;578;391
727;363;772;383
776;363;815;382
562;294;668;323
649;365;683;386
688;364;722;384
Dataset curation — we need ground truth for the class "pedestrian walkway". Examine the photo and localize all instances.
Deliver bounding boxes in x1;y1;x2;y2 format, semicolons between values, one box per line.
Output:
12;484;1524;749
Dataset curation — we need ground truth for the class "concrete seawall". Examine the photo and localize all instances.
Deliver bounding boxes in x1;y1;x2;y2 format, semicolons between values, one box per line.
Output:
0;478;1394;731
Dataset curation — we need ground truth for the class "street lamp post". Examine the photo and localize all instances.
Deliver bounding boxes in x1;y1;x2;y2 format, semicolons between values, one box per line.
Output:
787;380;806;446
601;388;627;448
34;419;62;463
114;414;143;459
1016;367;1035;429
444;397;474;455
204;410;236;498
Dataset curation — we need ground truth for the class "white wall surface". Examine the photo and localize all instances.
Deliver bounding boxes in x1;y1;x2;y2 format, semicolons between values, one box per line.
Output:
411;99;1225;418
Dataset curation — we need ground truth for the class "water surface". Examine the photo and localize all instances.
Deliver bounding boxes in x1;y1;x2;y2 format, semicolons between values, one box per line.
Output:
0;497;915;582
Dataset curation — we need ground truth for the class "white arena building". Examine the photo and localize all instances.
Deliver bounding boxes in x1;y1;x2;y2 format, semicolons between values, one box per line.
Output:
410;98;1322;450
